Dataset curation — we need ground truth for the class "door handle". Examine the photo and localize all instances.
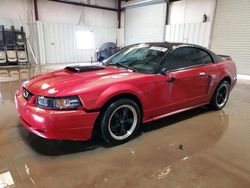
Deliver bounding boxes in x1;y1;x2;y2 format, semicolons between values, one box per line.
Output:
167;77;176;83
199;72;206;76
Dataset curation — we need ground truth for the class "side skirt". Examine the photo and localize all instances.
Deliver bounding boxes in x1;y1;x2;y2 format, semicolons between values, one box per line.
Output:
143;102;209;123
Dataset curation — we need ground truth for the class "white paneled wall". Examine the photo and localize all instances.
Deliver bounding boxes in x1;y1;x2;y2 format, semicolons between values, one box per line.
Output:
117;28;125;48
38;0;117;25
39;22;118;64
125;3;167;45
211;0;250;74
0;0;118;64
0;0;33;20
0;18;118;64
0;18;21;29
165;22;212;48
169;0;216;24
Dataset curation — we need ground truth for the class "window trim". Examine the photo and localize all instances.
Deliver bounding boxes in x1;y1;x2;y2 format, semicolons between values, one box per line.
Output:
166;64;205;73
160;46;215;73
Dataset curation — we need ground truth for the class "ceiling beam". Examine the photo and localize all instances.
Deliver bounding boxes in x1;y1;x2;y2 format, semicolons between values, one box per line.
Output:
34;0;39;21
49;0;118;12
118;0;122;28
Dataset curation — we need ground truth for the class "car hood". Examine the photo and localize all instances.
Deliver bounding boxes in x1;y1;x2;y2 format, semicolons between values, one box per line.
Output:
23;66;146;96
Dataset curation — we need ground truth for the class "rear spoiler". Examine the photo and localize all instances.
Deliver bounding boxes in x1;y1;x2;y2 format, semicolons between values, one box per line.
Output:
218;54;232;60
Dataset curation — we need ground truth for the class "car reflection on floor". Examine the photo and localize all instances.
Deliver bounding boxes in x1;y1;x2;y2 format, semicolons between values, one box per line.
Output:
0;65;249;188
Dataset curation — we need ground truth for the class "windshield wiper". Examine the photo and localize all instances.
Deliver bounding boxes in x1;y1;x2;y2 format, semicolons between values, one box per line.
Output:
115;62;137;72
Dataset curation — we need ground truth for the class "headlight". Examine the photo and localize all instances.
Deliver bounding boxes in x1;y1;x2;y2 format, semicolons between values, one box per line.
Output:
36;96;82;110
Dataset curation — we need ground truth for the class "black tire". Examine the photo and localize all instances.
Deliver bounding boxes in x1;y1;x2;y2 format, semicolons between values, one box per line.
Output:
210;80;230;110
99;99;141;145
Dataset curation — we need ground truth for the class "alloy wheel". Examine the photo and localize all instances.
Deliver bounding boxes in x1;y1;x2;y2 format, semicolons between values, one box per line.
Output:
216;83;229;108
108;105;138;140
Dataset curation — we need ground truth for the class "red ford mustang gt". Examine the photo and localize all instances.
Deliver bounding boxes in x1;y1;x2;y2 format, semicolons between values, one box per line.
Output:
16;42;237;145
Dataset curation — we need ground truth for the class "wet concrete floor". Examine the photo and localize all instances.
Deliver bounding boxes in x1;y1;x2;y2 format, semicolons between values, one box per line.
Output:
0;65;250;188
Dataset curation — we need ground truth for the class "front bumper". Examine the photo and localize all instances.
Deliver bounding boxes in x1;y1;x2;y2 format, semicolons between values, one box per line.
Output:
15;89;99;141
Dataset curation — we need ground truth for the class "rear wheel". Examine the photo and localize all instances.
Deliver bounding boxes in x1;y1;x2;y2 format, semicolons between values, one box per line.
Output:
99;99;141;145
210;80;230;110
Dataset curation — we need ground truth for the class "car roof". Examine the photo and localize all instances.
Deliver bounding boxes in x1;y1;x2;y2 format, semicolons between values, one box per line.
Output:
146;42;187;48
148;42;214;52
128;40;215;49
132;42;203;49
143;42;222;64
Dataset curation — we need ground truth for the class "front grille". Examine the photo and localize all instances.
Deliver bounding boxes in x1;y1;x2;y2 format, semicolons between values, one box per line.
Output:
22;88;33;101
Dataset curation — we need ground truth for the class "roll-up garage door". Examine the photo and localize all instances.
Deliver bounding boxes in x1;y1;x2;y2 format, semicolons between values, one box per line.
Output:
125;3;167;46
211;0;250;75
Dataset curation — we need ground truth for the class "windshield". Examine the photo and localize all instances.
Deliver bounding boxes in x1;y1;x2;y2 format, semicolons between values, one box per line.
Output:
103;44;168;73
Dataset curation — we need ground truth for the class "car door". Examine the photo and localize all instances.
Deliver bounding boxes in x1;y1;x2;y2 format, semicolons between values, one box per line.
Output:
161;47;212;112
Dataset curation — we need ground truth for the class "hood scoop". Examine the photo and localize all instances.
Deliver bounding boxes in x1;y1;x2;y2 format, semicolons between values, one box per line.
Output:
65;66;105;73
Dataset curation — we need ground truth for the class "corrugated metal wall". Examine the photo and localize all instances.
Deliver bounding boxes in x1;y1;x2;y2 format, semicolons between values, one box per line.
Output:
124;3;167;45
1;18;118;64
165;22;212;48
211;0;250;74
117;28;125;48
40;22;118;64
0;18;21;29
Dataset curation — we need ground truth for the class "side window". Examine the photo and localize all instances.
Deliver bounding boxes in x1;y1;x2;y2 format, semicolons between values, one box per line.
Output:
165;47;212;71
165;47;191;70
198;49;213;64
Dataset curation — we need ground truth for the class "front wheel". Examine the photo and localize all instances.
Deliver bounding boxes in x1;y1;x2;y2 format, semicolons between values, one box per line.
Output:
210;80;230;110
99;99;141;145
